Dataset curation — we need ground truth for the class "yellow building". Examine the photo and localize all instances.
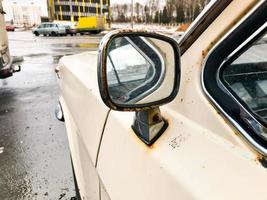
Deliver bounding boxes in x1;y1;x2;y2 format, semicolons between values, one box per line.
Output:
47;0;110;22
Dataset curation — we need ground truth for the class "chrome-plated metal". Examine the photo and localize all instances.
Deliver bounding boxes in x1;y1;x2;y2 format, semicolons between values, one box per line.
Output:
178;0;233;54
216;22;267;140
178;0;219;44
132;107;168;146
98;29;181;111
201;1;267;156
55;103;65;122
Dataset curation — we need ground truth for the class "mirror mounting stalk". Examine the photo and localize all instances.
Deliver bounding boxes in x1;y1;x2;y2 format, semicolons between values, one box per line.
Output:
132;107;168;146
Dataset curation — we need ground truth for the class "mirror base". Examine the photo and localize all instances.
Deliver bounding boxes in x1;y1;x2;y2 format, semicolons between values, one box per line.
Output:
131;107;168;146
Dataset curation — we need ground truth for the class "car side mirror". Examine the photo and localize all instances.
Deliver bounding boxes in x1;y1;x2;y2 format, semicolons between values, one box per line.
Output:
98;30;181;145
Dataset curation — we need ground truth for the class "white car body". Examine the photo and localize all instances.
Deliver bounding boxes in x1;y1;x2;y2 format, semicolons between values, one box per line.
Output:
57;0;267;199
0;0;14;78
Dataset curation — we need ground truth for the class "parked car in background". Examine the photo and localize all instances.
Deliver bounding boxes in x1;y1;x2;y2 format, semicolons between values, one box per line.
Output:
56;1;267;200
32;22;66;37
5;25;15;32
64;25;77;36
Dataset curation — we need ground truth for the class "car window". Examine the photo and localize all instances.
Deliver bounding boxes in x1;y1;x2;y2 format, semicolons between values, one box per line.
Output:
47;24;54;28
221;32;267;122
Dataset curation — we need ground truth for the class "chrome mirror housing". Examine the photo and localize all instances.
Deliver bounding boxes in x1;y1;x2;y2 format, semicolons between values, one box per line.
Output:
97;30;181;145
98;29;181;111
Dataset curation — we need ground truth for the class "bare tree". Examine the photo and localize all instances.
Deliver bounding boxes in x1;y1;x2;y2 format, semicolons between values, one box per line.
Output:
110;0;210;24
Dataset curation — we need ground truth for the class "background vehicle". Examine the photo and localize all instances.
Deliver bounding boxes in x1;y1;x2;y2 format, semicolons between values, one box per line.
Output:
32;22;66;36
0;0;20;78
5;25;15;32
56;1;267;200
63;25;77;36
76;16;105;35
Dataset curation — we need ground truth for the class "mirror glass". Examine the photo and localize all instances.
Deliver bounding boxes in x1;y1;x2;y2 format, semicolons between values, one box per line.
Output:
106;35;176;105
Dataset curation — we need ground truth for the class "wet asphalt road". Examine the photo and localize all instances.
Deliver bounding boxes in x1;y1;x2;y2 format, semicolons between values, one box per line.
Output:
0;31;102;200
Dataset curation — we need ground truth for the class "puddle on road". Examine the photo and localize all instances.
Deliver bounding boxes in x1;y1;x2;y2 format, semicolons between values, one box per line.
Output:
61;43;99;49
22;53;50;58
51;43;99;64
0;146;4;154
0;38;92;200
14;42;98;62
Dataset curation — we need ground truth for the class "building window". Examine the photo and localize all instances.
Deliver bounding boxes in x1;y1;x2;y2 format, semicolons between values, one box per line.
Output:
55;5;60;12
89;7;96;13
62;15;71;20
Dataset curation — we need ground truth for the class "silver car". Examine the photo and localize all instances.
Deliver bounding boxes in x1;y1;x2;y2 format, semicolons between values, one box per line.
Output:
32;22;66;37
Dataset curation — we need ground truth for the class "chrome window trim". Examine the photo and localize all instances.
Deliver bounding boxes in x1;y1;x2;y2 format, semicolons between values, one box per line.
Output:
98;29;181;111
217;22;267;141
201;1;267;156
178;0;219;44
178;0;232;54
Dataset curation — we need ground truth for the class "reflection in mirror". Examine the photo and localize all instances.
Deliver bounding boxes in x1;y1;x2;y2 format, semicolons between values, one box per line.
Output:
106;35;175;105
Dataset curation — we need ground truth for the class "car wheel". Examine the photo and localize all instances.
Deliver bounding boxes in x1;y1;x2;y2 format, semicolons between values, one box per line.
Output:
90;30;101;34
51;32;57;37
34;31;39;36
44;34;47;36
71;157;81;200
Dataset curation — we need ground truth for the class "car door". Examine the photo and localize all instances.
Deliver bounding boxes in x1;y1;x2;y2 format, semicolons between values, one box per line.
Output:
58;52;109;200
37;24;45;34
53;24;59;34
46;23;53;34
96;1;267;200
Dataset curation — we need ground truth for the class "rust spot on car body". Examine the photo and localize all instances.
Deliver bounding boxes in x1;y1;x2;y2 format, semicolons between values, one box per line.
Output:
257;157;267;168
202;0;259;58
169;133;190;150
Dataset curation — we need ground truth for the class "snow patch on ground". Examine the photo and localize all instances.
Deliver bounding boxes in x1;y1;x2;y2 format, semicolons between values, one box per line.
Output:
111;23;183;36
0;147;4;154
